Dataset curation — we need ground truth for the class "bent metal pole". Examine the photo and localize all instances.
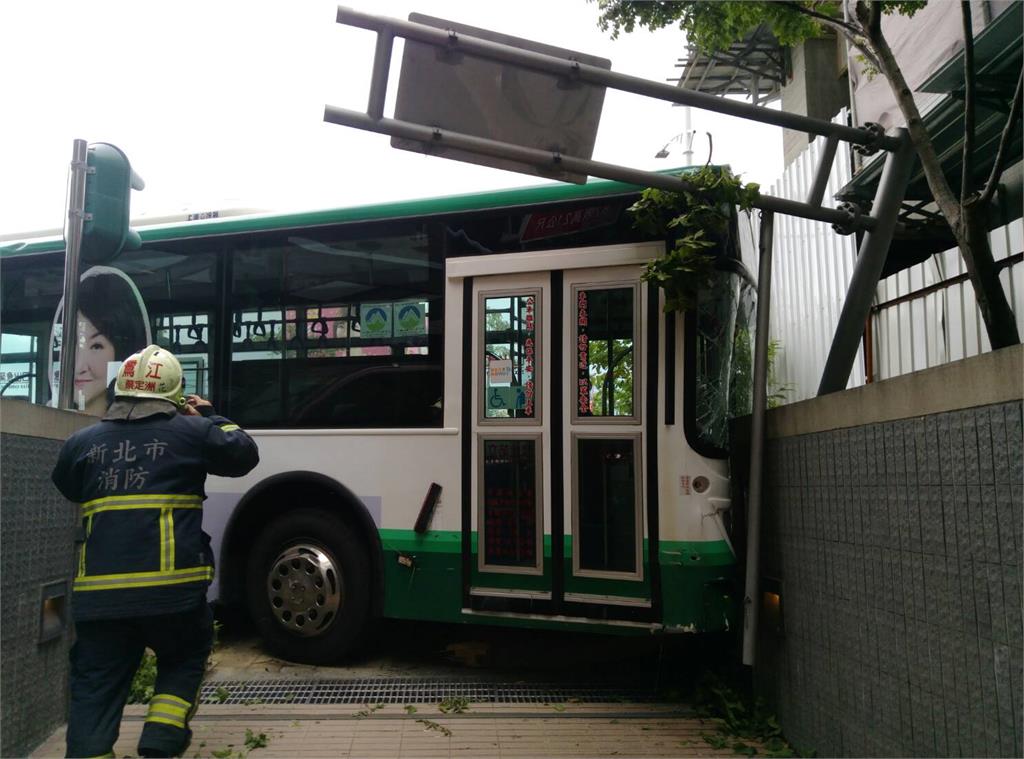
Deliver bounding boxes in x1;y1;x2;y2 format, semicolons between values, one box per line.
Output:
742;210;775;668
323;107;885;234
335;6;901;153
817;129;915;395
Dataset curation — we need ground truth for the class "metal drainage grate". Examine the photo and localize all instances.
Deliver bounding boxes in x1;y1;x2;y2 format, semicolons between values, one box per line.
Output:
195;678;660;705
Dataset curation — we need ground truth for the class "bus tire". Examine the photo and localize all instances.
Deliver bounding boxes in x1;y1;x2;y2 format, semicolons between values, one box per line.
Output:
245;507;371;664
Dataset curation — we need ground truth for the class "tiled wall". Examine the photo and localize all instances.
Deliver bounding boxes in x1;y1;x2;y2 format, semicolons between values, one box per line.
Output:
759;401;1022;757
1;432;79;758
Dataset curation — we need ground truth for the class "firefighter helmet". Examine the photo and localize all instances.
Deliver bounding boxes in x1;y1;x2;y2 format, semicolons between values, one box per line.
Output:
114;344;185;406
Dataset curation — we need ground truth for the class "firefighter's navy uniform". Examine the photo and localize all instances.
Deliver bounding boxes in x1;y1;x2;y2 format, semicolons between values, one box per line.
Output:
52;395;258;758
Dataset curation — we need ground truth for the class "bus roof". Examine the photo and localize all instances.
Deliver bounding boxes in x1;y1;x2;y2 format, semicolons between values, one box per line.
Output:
0;168;697;259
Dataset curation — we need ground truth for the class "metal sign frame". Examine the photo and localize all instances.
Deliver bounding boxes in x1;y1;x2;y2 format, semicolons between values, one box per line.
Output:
323;6;919;668
324;6;916;395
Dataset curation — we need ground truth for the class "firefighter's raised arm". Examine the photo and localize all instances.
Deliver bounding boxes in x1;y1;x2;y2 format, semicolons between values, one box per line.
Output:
186;395;259;477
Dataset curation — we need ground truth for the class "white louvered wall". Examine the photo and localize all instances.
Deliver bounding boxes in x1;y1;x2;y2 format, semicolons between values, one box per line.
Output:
764;111;1023;403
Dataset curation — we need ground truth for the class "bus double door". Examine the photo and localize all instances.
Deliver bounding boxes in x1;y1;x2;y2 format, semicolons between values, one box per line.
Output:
461;253;656;623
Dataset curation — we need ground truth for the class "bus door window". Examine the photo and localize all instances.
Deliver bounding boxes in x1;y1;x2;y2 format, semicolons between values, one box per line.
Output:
574;435;642;575
479;436;543;573
573;285;638;421
481;292;539;421
476;287;543;576
568;279;644;583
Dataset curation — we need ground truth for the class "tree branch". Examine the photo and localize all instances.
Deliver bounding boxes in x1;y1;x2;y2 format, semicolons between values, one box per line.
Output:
977;67;1024;208
849;1;883;71
864;6;961;223
867;1;882;38
783;1;861;38
960;2;976;203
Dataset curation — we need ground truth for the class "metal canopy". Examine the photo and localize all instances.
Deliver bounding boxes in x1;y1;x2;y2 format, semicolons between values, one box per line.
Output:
670;25;786;106
836;2;1022;236
918;2;1023;96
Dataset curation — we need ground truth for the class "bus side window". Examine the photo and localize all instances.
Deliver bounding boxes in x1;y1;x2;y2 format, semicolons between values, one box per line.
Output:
227;226;443;429
0;256;66;406
116;246;220;411
0;333;41;403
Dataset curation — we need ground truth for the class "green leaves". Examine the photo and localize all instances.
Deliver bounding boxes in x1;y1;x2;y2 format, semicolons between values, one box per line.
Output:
595;1;925;53
594;1;822;49
692;673;806;756
417;718;453;737
642;234;716;313
438;696;470;713
703;733;729;750
628;166;759;313
243;729;269;751
129;651;156;704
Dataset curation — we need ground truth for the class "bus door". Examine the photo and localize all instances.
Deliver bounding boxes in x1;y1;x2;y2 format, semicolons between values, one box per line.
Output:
463;255;654;622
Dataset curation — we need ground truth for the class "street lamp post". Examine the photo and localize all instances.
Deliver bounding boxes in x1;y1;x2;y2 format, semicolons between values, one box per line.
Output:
654;107;701;164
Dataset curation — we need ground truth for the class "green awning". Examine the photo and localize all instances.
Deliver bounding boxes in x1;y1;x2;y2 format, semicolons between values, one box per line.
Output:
836;1;1021;269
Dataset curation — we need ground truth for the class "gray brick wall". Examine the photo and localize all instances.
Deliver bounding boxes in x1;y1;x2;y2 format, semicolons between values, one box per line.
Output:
759;401;1023;757
1;432;78;758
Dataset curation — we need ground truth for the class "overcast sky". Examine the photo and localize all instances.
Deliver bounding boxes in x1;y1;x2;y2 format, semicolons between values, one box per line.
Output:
0;0;782;239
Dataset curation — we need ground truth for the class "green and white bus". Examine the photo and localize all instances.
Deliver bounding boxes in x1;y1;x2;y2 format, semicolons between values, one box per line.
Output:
1;174;756;663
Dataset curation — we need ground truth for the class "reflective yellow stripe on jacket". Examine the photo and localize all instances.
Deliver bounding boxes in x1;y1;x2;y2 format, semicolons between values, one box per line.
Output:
76;494;209;592
78;515;93;578
81;493;202;518
73;566;213;592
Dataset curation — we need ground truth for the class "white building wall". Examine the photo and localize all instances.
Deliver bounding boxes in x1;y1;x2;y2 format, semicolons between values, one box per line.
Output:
766;111;1023;403
873;216;1024;378
765;114;861;402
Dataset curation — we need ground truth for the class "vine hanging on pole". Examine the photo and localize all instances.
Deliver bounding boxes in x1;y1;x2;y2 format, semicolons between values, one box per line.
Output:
629;166;759;312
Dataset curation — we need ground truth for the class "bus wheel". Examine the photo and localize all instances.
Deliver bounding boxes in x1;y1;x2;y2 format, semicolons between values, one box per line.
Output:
245;508;370;664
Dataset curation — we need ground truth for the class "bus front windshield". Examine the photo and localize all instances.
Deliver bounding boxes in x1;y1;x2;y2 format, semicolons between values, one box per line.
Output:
693;270;756;453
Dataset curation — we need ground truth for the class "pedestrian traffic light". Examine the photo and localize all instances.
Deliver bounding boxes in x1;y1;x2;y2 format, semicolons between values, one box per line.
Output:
80;142;145;264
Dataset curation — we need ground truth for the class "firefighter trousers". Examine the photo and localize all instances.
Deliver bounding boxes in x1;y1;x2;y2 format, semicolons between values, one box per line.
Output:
66;603;214;758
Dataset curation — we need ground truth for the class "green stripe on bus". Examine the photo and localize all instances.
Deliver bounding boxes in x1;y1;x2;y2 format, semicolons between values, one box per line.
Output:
377;528;737;631
378;529;733;565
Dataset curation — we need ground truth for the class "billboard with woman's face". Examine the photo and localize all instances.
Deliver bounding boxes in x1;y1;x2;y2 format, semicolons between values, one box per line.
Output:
49;265;151;415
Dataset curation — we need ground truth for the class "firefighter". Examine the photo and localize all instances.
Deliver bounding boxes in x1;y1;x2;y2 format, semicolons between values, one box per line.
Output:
52;344;259;758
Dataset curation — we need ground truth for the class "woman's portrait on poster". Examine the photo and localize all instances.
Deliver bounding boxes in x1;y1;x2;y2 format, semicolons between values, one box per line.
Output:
49;265;151;416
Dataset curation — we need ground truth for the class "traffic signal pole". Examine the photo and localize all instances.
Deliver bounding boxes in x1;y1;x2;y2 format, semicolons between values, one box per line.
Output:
58;139;89;410
57;140;144;410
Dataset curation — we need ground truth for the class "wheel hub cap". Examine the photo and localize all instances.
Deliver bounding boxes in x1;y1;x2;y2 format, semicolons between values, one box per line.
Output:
266;543;343;637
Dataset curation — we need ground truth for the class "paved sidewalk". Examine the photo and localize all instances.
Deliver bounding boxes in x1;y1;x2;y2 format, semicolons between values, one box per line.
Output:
31;703;754;758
